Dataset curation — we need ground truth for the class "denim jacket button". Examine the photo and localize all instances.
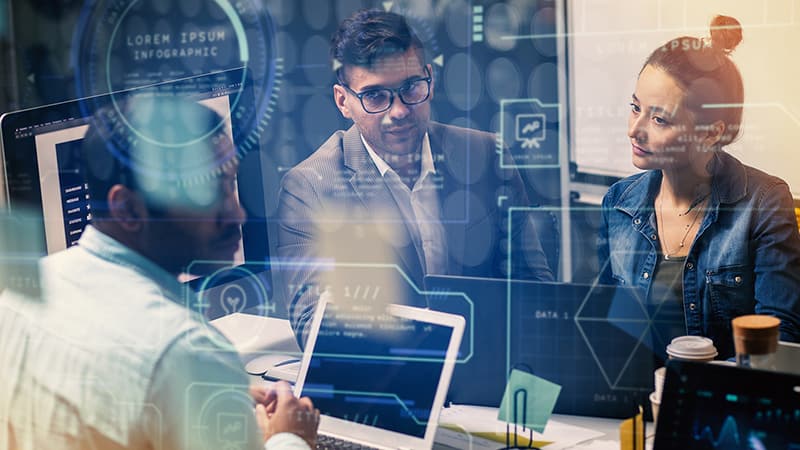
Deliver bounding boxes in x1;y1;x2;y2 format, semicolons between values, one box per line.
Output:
643;272;650;279
650;234;657;240
734;275;742;284
686;262;694;270
634;218;642;225
689;303;697;311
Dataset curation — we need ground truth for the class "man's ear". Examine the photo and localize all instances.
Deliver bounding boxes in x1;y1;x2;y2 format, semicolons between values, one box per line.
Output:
333;84;353;120
107;185;147;232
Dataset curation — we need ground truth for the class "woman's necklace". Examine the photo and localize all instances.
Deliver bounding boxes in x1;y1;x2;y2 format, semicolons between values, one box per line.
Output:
677;192;710;217
657;195;707;260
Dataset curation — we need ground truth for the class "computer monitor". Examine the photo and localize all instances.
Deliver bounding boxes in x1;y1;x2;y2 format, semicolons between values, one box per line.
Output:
0;67;268;262
0;68;275;318
426;275;661;418
654;360;800;449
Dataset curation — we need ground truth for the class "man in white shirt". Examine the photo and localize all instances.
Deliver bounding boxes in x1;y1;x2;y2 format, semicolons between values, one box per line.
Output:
0;97;318;450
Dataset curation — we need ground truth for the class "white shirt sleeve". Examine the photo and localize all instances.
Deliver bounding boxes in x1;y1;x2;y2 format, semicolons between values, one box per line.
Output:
265;432;311;450
142;328;265;450
144;328;313;450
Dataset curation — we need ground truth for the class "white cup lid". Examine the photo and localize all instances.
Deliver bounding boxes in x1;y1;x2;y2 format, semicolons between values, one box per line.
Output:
666;336;718;360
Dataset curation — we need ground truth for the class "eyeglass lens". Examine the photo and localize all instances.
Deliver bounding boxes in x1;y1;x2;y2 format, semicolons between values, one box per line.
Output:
361;78;429;113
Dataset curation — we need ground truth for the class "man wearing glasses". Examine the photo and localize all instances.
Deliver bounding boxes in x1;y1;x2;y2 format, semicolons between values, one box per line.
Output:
278;9;554;344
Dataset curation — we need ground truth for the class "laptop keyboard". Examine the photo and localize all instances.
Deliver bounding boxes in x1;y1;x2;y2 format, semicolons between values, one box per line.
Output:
316;434;382;450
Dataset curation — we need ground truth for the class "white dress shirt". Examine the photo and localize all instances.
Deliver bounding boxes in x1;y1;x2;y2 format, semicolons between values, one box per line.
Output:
0;226;308;450
362;133;448;275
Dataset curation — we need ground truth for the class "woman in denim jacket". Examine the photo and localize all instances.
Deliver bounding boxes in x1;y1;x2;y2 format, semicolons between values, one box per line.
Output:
598;15;800;359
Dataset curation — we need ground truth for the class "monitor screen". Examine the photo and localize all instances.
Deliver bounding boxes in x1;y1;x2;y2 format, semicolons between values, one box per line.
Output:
655;360;800;449
0;67;269;264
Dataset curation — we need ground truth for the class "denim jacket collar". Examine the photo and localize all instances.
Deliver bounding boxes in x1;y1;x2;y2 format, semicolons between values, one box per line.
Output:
612;151;749;219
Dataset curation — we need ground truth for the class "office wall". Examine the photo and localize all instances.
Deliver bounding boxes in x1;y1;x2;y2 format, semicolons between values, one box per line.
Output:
568;0;800;196
3;0;564;211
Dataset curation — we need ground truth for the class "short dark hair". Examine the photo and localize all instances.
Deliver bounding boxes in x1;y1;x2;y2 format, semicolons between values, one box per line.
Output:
330;9;426;83
81;96;231;217
642;15;744;147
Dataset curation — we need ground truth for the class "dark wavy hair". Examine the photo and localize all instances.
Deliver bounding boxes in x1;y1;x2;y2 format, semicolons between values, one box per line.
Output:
331;9;426;84
642;15;744;147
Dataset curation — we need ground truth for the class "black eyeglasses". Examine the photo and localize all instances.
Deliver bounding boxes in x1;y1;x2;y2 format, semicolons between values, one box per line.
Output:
339;67;432;114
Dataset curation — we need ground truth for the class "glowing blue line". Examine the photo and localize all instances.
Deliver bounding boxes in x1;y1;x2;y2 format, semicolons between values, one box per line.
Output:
693;416;742;448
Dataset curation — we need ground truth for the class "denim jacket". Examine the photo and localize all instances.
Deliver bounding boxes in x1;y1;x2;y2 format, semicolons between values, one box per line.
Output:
598;151;800;358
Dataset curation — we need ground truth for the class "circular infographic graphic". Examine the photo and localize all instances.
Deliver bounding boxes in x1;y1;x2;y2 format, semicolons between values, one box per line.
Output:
190;385;255;450
194;263;273;319
71;0;281;182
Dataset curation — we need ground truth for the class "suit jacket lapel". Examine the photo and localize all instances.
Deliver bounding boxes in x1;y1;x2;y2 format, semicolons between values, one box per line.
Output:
429;123;466;276
343;125;426;288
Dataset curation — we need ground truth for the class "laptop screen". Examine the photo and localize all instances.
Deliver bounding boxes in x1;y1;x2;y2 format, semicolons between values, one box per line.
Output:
426;275;660;417
299;301;456;439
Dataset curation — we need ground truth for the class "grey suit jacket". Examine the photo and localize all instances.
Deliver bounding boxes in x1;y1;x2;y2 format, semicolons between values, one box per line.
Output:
277;122;553;343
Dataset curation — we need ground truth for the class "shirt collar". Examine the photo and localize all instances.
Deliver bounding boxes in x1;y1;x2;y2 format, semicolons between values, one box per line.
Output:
77;225;185;303
361;132;436;179
613;171;661;217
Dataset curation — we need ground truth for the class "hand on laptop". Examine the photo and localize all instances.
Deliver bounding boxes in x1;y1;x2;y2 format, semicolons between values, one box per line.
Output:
255;380;319;448
249;382;273;405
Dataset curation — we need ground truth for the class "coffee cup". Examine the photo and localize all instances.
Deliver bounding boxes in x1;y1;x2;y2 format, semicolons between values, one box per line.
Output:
649;391;661;425
654;366;666;397
732;315;780;369
666;336;718;361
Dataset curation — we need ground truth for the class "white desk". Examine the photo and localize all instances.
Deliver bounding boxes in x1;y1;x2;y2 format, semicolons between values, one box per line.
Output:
432;404;625;450
211;313;629;449
211;312;302;356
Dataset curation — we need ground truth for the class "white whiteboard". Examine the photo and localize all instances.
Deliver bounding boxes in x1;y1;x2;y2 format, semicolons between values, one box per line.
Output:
568;0;800;196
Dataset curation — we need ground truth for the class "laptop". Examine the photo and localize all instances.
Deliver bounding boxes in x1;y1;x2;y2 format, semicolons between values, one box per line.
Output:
654;359;800;449
293;296;465;450
775;341;800;375
425;275;666;418
424;275;510;406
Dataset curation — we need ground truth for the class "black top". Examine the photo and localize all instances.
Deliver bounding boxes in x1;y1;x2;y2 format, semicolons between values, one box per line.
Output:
651;254;687;359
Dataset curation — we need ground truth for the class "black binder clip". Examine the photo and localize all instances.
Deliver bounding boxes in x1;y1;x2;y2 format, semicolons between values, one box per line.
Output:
501;364;540;450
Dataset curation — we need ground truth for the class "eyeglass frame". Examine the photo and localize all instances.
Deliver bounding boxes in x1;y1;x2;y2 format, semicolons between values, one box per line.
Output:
337;66;432;114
